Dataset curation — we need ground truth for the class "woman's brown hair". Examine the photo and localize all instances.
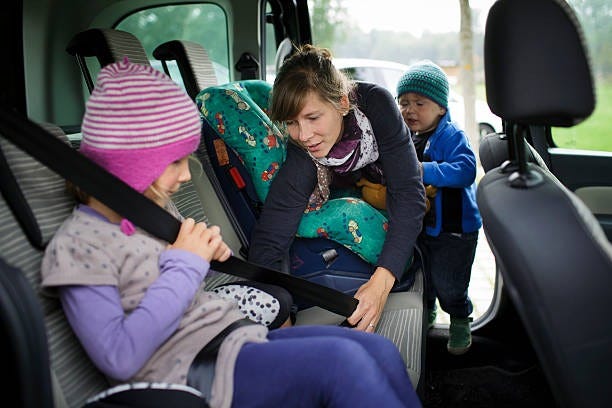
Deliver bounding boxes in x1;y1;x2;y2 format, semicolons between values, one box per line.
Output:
270;44;355;122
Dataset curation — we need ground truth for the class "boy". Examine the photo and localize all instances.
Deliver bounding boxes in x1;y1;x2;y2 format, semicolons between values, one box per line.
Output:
397;61;482;355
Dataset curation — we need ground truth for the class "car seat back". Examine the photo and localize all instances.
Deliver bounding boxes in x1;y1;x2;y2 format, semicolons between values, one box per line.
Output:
0;123;109;407
478;1;612;406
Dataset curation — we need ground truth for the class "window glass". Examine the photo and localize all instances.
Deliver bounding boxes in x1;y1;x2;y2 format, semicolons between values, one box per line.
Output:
551;0;611;152
116;4;230;87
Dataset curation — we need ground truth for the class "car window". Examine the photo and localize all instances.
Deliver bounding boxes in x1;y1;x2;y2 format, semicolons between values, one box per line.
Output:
115;4;230;87
550;0;611;153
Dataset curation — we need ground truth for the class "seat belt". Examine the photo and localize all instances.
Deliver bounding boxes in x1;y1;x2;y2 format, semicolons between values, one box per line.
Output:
0;107;358;317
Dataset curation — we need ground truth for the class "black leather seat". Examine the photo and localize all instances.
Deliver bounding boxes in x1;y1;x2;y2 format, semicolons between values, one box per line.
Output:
477;1;612;407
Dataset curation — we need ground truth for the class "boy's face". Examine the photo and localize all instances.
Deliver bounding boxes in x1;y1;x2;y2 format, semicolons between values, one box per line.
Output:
398;92;446;134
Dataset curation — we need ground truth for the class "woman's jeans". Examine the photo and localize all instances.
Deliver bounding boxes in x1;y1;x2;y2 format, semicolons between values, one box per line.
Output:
231;325;421;407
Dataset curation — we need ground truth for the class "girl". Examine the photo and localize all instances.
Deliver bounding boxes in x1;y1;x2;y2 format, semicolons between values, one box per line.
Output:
248;45;426;332
41;59;421;408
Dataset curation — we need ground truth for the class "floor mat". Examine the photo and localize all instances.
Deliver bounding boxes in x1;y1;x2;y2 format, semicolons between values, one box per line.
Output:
421;365;557;408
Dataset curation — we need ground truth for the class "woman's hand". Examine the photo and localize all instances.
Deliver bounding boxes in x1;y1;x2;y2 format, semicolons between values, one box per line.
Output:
169;218;230;262
347;266;395;332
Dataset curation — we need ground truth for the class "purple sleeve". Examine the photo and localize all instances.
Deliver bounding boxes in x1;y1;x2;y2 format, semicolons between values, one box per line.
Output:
59;249;209;381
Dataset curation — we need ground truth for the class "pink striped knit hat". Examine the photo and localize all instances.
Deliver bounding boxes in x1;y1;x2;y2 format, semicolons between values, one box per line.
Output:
80;58;201;193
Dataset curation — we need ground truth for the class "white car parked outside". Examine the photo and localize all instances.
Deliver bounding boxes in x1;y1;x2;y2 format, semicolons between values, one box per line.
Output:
333;58;503;140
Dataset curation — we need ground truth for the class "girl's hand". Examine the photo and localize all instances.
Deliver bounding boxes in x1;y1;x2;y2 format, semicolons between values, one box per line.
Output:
346;267;395;332
212;240;232;262
169;218;225;262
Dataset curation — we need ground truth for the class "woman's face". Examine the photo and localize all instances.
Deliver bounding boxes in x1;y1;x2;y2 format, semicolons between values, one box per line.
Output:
285;91;346;158
145;155;191;207
398;92;446;134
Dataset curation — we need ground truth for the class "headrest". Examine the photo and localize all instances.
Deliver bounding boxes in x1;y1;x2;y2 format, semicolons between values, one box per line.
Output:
66;28;150;67
479;132;548;173
153;40;218;100
484;0;595;127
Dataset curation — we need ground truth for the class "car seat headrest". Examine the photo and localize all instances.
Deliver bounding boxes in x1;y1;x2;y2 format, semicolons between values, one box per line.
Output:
153;40;218;100
484;0;595;127
66;28;150;67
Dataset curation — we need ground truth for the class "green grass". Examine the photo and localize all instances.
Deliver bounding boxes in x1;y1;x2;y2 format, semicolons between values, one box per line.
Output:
465;81;610;152
552;80;612;152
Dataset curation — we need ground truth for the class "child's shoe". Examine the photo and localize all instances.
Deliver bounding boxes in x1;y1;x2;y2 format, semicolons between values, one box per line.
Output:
427;309;437;329
447;316;472;355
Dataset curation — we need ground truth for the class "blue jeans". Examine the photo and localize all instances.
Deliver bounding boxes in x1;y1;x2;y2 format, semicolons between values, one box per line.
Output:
232;325;421;407
419;231;478;318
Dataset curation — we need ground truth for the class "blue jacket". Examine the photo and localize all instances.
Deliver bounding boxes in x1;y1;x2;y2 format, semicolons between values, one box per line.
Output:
421;111;482;236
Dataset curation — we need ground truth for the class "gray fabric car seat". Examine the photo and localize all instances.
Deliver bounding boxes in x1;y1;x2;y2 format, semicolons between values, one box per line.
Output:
477;1;612;407
0;124;108;407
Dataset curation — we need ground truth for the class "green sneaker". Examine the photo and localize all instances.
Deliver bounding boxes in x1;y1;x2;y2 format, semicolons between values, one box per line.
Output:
447;316;473;355
427;309;437;329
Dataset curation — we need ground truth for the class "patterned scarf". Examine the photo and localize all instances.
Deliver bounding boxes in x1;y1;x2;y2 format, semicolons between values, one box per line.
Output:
305;108;380;212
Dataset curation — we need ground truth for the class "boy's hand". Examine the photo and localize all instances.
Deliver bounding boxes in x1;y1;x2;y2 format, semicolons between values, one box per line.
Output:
169;218;226;262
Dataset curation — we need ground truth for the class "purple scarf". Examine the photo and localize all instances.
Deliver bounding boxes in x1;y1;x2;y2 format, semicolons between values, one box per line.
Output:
305;108;380;212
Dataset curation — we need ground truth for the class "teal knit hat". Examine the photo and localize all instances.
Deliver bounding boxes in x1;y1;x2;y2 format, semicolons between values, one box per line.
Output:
396;60;449;108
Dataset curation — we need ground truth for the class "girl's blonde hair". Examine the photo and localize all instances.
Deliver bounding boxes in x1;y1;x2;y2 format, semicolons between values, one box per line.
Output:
270;44;355;122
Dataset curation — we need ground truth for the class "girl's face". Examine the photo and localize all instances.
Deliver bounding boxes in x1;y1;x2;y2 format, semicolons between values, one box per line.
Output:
398;93;446;134
145;155;191;207
285;91;347;158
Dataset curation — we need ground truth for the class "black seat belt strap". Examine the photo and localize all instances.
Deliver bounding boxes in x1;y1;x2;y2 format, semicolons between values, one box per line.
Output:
0;108;358;317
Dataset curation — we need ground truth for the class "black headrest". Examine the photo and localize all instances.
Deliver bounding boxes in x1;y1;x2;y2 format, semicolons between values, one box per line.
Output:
484;0;595;127
66;28;149;67
153;40;217;100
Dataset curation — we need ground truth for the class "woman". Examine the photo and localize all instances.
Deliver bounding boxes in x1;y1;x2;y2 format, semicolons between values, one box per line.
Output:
249;45;426;331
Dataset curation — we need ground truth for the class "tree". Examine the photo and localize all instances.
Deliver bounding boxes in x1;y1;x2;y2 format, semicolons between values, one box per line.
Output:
310;0;349;49
459;0;478;148
567;0;612;79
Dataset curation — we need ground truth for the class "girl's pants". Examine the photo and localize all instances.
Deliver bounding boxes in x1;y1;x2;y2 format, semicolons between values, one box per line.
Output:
232;325;421;408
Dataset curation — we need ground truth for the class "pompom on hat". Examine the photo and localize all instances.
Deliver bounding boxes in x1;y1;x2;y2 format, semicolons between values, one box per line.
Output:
396;60;449;108
80;58;201;193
